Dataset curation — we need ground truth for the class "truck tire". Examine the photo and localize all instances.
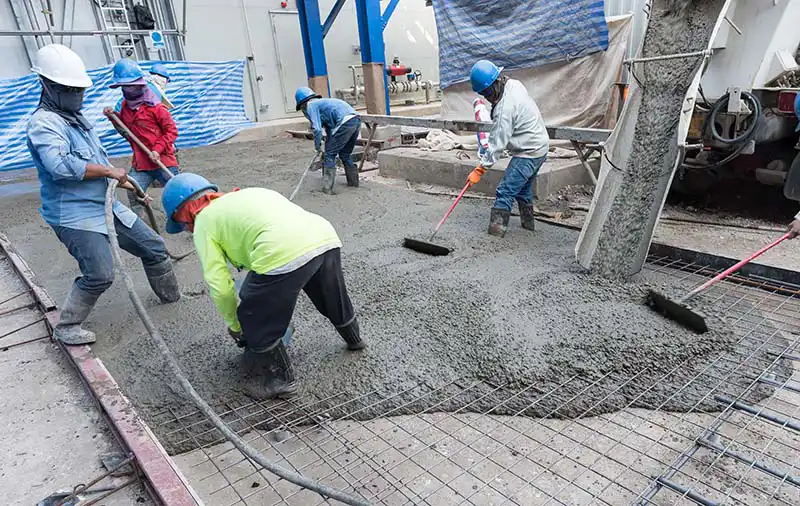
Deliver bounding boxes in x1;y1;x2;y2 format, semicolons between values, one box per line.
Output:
783;152;800;201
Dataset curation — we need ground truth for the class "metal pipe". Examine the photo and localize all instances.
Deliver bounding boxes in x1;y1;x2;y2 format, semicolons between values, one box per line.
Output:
0;28;182;36
239;0;263;121
624;49;713;65
181;0;188;43
697;437;800;488
654;477;719;506
715;395;800;432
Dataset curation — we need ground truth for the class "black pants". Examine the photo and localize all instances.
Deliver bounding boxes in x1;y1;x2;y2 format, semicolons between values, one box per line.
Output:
237;248;354;351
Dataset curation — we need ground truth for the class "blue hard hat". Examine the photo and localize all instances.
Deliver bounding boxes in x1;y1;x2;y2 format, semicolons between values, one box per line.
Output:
295;86;321;111
470;60;503;93
110;59;145;88
162;173;218;234
150;63;170;80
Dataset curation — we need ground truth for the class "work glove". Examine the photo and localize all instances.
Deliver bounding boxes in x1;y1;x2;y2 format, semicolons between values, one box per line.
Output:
788;219;800;239
149;150;161;164
467;166;487;185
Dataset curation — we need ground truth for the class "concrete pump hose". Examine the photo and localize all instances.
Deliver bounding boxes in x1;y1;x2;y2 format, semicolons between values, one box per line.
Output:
125;178;193;262
707;90;761;145
104;179;371;506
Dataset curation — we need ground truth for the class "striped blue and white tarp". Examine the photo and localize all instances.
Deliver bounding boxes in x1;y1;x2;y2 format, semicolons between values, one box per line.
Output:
432;0;609;89
0;60;253;173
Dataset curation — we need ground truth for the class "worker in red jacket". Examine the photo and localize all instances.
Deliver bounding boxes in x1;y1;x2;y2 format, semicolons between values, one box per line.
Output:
105;59;179;219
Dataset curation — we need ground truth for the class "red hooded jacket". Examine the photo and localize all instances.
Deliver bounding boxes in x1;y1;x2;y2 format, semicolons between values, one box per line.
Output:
119;101;179;171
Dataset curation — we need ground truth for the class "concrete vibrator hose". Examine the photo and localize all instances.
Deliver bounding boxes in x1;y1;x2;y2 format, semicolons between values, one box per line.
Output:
104;179;370;506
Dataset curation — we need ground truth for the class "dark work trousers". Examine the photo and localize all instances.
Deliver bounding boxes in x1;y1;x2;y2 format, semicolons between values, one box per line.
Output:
237;248;355;352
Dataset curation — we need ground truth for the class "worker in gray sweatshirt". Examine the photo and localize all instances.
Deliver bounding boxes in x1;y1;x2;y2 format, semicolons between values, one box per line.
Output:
466;60;550;237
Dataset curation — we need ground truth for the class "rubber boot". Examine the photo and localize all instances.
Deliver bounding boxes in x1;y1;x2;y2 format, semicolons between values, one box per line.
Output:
519;202;536;231
336;318;365;350
487;208;510;237
242;341;298;400
322;166;336;194
344;163;359;188
143;258;181;303
54;284;101;345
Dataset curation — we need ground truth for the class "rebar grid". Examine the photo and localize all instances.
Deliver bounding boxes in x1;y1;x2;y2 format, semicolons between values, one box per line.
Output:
0;253;49;349
158;257;800;506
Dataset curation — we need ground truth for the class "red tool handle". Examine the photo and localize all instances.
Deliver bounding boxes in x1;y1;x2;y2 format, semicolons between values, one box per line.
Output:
685;232;792;300
428;181;472;241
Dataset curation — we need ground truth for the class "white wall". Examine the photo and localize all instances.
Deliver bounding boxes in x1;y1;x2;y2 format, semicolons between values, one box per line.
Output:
181;0;439;120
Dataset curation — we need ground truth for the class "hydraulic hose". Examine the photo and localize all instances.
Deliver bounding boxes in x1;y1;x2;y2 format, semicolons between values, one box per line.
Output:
104;180;369;506
682;90;762;170
705;90;761;145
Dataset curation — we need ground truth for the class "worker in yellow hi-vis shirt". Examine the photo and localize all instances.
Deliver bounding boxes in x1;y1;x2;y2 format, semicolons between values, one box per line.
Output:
161;173;364;400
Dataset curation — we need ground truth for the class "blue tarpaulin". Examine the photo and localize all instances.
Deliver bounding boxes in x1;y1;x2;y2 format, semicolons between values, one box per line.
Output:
432;0;609;89
0;60;253;173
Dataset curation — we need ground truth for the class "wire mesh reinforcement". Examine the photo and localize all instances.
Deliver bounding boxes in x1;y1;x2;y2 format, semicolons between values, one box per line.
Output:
155;256;800;506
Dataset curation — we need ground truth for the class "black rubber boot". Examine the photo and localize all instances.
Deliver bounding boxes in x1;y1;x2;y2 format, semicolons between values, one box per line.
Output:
322;166;336;194
144;258;181;303
344;164;359;187
54;283;101;345
519;202;536;231
487;208;510;237
336;318;365;350
242;341;298;400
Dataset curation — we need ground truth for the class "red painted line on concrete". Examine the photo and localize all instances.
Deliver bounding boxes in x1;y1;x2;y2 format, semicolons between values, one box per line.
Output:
1;233;201;506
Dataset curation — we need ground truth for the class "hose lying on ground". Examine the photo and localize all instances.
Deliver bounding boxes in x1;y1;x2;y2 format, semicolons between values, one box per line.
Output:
104;179;370;506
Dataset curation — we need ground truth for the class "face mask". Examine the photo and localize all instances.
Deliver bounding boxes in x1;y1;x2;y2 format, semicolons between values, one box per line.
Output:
122;85;146;100
151;75;168;92
43;80;85;113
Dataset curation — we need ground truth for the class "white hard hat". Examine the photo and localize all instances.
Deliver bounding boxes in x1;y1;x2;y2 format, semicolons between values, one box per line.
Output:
31;44;92;88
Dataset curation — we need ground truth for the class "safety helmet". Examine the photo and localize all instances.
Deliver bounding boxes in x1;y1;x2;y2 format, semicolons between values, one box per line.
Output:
470;60;503;93
162;173;219;234
110;59;145;88
295;86;321;111
31;44;92;88
150;63;171;80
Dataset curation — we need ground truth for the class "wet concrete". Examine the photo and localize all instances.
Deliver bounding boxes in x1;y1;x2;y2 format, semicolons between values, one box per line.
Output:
0;138;789;455
591;0;727;278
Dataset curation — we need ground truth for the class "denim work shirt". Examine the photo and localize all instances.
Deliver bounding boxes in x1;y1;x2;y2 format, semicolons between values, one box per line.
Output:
305;98;358;151
27;109;137;234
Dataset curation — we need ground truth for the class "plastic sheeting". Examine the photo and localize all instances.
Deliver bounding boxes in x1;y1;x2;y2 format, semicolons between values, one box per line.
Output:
441;15;633;130
432;0;609;89
0;60;253;173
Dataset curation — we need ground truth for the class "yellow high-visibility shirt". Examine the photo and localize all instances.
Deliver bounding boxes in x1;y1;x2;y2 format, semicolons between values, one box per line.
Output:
193;188;341;332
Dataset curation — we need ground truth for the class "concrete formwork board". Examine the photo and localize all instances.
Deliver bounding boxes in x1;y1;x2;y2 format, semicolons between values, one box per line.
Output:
378;147;599;198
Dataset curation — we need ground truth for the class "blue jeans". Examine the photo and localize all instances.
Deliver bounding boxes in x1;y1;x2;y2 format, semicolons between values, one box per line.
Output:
324;118;361;170
494;156;546;212
129;166;179;191
52;218;169;296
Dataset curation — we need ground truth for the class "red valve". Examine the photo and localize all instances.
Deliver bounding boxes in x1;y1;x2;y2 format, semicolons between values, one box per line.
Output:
280;1;288;7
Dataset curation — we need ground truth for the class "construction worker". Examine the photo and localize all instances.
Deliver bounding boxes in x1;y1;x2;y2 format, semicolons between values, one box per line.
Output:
161;173;364;399
294;87;361;194
105;59;179;220
466;60;550;237
148;63;173;106
26;44;180;345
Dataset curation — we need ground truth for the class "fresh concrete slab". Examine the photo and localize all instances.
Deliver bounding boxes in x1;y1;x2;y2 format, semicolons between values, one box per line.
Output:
378;147;598;199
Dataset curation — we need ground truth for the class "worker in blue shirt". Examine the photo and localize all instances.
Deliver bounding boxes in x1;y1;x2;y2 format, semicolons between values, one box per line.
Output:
295;87;361;194
26;44;181;346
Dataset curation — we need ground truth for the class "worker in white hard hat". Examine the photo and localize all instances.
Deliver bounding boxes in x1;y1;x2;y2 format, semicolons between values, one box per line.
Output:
26;44;181;346
466;60;550;238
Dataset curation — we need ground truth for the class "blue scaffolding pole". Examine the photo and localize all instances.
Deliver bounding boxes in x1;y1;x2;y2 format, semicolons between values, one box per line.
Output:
297;0;400;114
296;0;330;97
